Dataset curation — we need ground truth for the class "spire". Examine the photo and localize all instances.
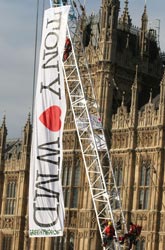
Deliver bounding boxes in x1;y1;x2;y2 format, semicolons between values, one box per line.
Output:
1;115;6;128
158;69;165;124
24;112;31;130
159;68;165;101
130;65;138;125
141;4;148;32
149;89;152;104
121;91;125;107
26;112;31;126
23;113;32;146
140;4;148;57
0;115;7;137
0;115;7;164
119;0;132;30
133;64;138;87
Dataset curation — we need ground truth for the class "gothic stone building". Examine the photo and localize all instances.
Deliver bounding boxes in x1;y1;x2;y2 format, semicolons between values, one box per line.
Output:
0;0;165;250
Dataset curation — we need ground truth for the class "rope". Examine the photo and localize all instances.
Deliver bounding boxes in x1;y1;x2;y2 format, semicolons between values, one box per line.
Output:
31;0;46;125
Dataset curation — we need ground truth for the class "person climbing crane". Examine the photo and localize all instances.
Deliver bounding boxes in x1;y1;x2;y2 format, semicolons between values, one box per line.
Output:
102;220;115;247
63;36;72;61
119;222;142;249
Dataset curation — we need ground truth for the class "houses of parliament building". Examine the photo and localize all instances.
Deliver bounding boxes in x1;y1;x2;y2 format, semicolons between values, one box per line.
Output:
0;0;165;249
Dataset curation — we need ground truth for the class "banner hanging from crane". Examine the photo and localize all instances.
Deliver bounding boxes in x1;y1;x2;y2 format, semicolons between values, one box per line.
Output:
29;5;70;237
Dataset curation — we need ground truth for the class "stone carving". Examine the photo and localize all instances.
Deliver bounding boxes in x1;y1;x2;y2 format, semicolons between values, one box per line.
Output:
3;217;14;228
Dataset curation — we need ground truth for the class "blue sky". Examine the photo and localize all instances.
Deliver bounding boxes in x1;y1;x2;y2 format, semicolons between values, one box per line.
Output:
0;0;165;138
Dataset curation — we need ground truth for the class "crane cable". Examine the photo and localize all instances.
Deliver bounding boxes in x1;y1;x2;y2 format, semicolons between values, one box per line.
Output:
31;0;40;125
31;0;46;124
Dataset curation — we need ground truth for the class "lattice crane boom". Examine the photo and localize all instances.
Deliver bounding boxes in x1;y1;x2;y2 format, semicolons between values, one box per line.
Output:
51;1;128;249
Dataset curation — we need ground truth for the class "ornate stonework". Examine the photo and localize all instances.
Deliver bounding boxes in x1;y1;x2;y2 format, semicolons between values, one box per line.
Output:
0;1;164;250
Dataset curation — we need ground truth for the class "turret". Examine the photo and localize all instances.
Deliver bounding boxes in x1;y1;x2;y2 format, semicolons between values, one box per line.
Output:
99;0;120;61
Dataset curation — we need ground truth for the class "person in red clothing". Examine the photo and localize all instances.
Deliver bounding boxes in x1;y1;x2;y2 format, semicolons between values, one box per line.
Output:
102;220;115;247
127;222;141;249
119;222;142;248
63;37;72;61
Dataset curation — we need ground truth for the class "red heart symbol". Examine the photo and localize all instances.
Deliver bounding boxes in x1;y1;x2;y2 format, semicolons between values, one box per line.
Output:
39;105;62;132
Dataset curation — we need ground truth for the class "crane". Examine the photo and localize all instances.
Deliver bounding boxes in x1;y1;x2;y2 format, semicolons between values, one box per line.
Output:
51;1;128;249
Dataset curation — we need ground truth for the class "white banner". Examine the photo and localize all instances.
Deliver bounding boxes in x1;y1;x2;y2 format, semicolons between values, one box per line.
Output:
29;6;70;237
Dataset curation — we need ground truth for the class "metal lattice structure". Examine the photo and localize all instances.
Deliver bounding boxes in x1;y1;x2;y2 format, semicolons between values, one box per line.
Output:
51;1;128;249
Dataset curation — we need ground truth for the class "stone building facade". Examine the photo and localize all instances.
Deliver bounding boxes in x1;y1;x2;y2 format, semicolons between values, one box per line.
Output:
0;0;165;250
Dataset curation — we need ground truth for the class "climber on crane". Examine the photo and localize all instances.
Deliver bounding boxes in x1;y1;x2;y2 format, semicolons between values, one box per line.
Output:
63;36;72;61
102;220;115;247
119;222;142;249
127;222;142;249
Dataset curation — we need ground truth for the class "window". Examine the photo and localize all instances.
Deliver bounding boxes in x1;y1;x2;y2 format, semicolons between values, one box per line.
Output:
52;236;66;250
60;235;66;250
62;165;72;186
63;189;70;208
62;158;80;208
138;160;150;209
69;234;74;250
2;235;12;250
5;181;17;215
62;160;72;208
71;164;80;208
112;159;123;209
135;239;145;250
